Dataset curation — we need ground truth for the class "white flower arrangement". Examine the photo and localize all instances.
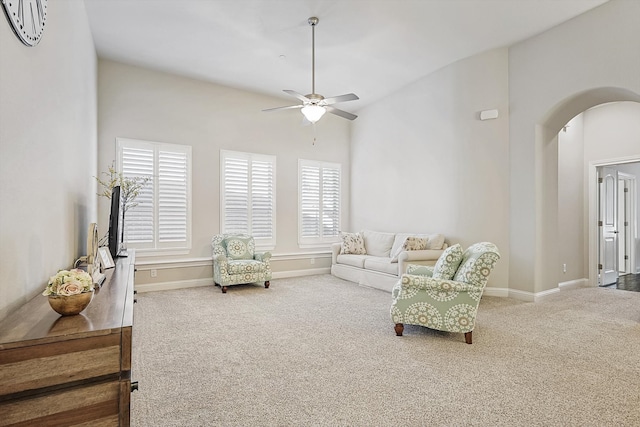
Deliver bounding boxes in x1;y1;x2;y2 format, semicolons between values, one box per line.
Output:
42;269;94;296
95;162;149;214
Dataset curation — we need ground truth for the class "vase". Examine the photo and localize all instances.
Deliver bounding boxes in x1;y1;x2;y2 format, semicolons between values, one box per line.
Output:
47;291;94;316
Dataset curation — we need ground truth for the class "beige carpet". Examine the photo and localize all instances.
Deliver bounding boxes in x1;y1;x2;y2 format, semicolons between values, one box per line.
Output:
131;275;640;426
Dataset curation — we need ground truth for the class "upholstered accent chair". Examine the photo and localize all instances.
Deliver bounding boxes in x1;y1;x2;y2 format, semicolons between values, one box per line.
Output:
390;242;500;344
211;233;272;293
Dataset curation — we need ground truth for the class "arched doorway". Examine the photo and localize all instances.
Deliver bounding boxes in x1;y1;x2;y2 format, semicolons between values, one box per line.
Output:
536;88;640;295
558;101;640;290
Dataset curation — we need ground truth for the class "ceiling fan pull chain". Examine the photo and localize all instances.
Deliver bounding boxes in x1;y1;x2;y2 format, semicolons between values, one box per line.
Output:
312;122;317;145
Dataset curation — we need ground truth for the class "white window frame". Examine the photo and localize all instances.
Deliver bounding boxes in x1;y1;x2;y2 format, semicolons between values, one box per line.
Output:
116;137;192;256
220;150;276;250
298;159;342;248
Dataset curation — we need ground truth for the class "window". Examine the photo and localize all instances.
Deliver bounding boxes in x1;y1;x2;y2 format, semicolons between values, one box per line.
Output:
116;138;192;254
298;159;341;247
220;150;276;248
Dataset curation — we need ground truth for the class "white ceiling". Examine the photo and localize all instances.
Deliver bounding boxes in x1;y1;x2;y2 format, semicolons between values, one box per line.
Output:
84;0;608;112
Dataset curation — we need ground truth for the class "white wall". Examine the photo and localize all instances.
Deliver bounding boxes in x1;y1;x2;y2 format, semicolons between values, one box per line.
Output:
350;48;510;290
0;2;97;320
558;114;585;282
583;102;640;162
508;0;640;295
97;60;350;268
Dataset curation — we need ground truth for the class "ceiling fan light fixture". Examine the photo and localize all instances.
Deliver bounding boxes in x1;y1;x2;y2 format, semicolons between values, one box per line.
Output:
301;105;326;123
263;16;358;123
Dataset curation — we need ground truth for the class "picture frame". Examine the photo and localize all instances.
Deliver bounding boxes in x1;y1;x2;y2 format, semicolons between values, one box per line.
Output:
98;247;115;269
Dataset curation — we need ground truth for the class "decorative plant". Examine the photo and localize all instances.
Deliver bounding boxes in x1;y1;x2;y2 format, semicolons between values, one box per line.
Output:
95;162;149;213
42;269;94;296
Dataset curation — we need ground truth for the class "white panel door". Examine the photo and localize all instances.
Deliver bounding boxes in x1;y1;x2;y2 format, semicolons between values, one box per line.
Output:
599;167;618;285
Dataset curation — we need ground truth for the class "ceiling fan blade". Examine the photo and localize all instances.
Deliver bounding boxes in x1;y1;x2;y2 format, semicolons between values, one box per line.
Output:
263;104;303;112
326;106;358;121
283;90;311;103
322;93;359;105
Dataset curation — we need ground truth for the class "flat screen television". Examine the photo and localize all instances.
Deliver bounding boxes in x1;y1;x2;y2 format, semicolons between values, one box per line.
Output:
108;185;124;258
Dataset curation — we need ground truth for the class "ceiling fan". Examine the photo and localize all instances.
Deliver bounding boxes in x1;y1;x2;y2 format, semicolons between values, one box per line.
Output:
263;17;359;123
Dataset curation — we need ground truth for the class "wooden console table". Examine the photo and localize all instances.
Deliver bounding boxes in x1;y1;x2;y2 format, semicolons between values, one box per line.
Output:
0;251;136;426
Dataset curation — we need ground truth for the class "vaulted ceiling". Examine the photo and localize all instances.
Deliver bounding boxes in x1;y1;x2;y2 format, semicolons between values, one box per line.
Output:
84;0;608;111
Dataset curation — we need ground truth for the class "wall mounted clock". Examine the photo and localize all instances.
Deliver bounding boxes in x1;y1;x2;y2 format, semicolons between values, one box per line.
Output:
1;0;48;47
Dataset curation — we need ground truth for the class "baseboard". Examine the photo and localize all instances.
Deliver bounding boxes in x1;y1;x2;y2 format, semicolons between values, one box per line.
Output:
532;287;560;301
135;278;211;293
135;271;581;302
484;287;509;297
558;278;589;290
135;269;331;293
507;289;535;302
272;268;330;279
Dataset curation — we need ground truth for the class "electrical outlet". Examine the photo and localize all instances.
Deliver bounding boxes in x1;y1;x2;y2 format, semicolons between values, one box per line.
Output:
562;264;567;273
150;269;157;278
310;258;315;265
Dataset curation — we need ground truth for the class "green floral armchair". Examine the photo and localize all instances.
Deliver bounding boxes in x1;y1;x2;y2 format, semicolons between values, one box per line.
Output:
390;242;500;344
211;233;272;293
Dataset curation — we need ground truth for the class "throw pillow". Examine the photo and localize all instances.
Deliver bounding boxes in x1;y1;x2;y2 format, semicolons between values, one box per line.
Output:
432;243;464;280
402;236;428;251
340;232;367;255
426;234;446;250
390;236;428;262
225;236;254;260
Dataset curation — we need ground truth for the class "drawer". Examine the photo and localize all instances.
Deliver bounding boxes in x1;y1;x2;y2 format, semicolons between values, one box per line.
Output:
0;334;121;397
0;380;120;426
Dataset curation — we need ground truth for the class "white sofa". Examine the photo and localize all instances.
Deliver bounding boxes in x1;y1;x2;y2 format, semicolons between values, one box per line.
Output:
330;230;447;292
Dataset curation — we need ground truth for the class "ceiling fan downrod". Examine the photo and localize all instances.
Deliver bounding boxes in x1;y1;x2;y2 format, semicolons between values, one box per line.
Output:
309;17;318;96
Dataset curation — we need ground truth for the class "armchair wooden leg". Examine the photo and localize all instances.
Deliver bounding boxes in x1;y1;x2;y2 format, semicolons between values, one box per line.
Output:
395;323;404;336
264;281;270;289
221;286;228;294
464;331;472;344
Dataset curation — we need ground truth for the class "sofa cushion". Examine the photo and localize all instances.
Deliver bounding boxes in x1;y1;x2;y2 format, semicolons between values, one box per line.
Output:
361;230;395;257
225;236;255;260
227;259;267;274
340;232;366;255
364;257;398;275
432;244;464;280
336;254;369;268
406;264;435;276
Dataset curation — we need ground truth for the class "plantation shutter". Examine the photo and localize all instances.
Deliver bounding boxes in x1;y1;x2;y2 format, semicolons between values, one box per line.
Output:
321;166;340;238
117;137;192;253
221;150;276;247
121;146;154;244
299;160;341;246
300;164;321;239
222;156;249;234
251;160;274;239
158;150;188;243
